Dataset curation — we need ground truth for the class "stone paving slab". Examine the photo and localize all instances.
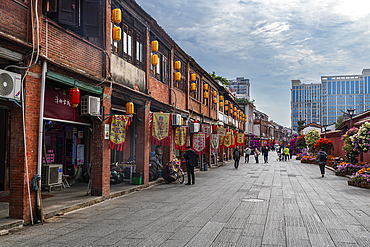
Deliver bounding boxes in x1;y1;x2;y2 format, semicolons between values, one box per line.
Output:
1;152;370;246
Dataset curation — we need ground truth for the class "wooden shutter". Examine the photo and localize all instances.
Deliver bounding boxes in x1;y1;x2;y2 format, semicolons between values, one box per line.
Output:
58;0;78;26
82;0;102;37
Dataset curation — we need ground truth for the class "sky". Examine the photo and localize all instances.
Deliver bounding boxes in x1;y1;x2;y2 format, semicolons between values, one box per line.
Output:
135;0;370;127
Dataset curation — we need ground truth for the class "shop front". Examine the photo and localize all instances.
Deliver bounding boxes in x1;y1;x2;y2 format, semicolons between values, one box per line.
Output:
0;106;10;191
42;83;91;188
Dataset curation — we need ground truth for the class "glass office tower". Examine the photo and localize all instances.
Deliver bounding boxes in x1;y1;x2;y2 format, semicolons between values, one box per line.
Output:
291;69;370;131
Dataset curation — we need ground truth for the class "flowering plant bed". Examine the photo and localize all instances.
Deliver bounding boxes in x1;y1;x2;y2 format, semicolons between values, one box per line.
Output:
337;162;370;175
348;168;370;189
301;156;317;164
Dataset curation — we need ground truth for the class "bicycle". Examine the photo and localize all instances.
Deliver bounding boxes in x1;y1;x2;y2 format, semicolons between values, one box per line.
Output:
172;161;185;184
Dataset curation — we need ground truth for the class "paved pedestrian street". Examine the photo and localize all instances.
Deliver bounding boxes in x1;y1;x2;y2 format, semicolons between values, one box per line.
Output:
2;152;370;247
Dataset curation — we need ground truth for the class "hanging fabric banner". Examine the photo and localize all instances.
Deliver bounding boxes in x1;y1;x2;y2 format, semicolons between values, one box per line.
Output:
219;135;225;149
201;124;211;140
217;127;226;136
224;132;232;148
151;113;172;146
175;127;187;150
231;134;236;148
211;134;220;153
110;115;131;151
237;133;245;146
192;133;206;156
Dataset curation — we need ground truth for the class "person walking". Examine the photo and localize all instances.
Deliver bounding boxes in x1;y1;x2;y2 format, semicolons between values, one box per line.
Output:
261;145;269;163
289;146;293;160
284;146;289;161
183;146;199;185
233;147;241;169
254;147;260;163
316;148;328;177
244;146;251;163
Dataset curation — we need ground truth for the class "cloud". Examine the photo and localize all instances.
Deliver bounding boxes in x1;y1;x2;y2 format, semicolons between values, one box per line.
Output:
136;0;370;127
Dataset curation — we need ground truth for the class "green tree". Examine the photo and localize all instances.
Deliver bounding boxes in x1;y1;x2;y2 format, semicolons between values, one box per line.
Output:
209;71;229;85
304;129;320;153
335;115;342;128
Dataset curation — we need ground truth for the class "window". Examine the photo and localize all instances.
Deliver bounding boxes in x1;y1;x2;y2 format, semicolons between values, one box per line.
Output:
112;6;146;69
150;37;170;85
346;81;350;94
190;75;199;101
42;0;103;46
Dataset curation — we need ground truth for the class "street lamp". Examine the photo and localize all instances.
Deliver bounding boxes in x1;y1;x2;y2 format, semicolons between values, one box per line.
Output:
323;124;328;139
347;108;355;129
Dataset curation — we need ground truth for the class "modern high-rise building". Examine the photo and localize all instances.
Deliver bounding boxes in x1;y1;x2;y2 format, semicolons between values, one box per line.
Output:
291;80;321;131
228;77;250;100
291;69;370;131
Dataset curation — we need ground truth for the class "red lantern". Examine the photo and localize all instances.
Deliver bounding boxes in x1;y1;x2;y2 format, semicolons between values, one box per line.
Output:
212;125;216;131
194;120;198;123
69;88;80;107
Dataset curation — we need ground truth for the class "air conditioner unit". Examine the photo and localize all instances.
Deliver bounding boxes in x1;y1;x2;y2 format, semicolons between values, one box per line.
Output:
81;95;101;116
172;114;181;126
42;164;63;186
189;123;200;133
0;69;21;100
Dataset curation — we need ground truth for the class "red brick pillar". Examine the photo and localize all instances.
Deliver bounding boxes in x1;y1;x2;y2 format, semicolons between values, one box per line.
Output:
136;100;151;185
91;87;111;198
205;138;211;167
163;135;174;169
9;69;40;222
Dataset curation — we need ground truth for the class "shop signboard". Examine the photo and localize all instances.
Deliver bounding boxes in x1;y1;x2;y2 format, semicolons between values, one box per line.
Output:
44;84;90;123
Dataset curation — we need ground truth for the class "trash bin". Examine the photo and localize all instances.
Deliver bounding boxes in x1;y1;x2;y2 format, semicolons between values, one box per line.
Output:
204;164;208;171
132;172;142;185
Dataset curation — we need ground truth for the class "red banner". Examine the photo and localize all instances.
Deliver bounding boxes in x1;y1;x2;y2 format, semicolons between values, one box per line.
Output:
109;115;131;151
201;124;211;140
192;133;206;156
150;113;172;146
237;133;245;146
174;127;187;150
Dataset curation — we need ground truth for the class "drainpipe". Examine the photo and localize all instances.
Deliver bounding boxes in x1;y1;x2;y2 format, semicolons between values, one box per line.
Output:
37;60;47;207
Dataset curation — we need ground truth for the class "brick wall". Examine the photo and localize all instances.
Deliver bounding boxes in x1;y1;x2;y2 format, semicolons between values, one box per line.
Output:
172;88;186;112
91;87;111;198
0;0;28;41
9;66;41;223
40;20;104;78
149;77;170;104
136;100;151;185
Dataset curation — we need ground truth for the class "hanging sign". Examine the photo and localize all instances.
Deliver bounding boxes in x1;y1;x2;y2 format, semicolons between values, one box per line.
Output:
217;127;226;136
224;132;232;148
219;135;225;148
211;134;220;153
231;133;236;148
192;133;206;156
110;115;131;151
237;133;245;146
175;127;187;150
151;113;171;146
201;124;211;140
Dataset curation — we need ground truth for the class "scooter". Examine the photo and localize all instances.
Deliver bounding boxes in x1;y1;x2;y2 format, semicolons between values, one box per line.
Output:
110;163;124;184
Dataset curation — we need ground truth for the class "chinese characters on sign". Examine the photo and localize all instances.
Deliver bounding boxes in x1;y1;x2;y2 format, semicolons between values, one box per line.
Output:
175;127;187;150
110;115;131;151
237;133;245;146
54;95;71;106
151;113;171;146
192;133;206;156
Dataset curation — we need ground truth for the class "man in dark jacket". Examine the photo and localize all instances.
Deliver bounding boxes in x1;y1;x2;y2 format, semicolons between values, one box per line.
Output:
261;145;269;163
162;162;176;184
316;148;328;177
233;147;241;169
183;146;199;185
